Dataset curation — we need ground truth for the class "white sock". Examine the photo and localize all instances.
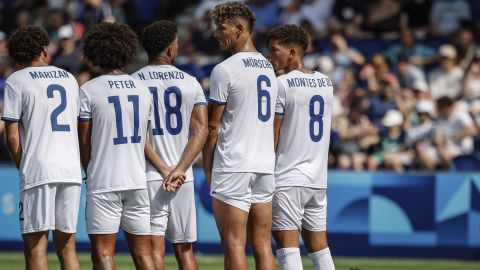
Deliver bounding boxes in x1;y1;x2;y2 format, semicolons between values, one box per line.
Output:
308;247;335;270
276;247;303;270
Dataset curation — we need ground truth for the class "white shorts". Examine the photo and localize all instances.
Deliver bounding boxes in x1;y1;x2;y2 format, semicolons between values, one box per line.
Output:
210;172;275;212
86;189;150;235
147;181;196;243
20;183;81;234
272;187;327;232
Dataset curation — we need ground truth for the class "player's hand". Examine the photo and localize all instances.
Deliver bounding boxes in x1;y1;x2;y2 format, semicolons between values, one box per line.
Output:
163;168;186;192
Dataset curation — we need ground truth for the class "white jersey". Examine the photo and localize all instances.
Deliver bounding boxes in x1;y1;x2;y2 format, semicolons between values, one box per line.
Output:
1;66;82;191
274;70;334;189
132;65;207;182
79;74;152;194
209;52;278;173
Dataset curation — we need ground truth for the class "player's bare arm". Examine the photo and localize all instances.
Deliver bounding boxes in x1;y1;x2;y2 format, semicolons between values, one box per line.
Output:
166;104;208;185
5;122;22;168
202;103;225;187
78;121;92;171
274;115;283;151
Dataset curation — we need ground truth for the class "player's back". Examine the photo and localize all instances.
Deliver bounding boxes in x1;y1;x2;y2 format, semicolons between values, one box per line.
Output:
132;65;206;182
275;70;334;189
2;65;81;190
209;52;278;173
79;74;152;194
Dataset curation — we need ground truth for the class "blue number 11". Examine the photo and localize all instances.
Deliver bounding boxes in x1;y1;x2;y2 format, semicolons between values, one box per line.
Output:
108;95;141;145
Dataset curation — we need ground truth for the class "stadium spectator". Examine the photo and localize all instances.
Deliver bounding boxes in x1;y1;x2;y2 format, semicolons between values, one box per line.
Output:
360;53;398;94
401;0;432;37
328;0;370;39
248;0;281;32
433;96;477;168
462;49;480;103
428;44;464;99
430;0;471;37
324;33;365;85
368;109;411;172
406;99;438;170
51;24;83;74
336;103;379;170
394;53;428;90
455;28;478;71
280;0;334;35
363;0;402;38
383;27;437;67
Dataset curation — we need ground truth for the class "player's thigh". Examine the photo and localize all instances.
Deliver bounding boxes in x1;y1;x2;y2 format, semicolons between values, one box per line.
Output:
166;181;196;243
148;181;171;237
86;192;122;234
210;172;253;212
272;186;304;232
212;197;248;244
55;183;81;233
20;184;57;234
121;189;151;235
89;234;117;257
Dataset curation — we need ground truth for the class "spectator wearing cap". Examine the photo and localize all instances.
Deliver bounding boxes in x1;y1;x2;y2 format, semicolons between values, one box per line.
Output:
51;24;83;74
368;109;412;172
394;52;427;90
428;44;464;99
433;96;477;169
411;80;431;100
405;99;437;170
383;27;437;67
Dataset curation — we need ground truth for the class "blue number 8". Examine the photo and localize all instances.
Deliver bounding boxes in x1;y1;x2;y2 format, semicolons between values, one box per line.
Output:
164;87;183;135
257;75;271;122
309;95;324;142
47;84;70;132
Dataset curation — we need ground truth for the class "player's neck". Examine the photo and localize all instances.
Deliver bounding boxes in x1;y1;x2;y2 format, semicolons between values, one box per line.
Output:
285;60;313;74
23;58;49;68
104;69;124;75
148;55;172;66
231;36;257;54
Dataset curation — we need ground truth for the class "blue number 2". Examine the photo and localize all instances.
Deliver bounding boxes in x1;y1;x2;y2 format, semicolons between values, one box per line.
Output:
149;86;183;136
47;84;70;132
108;95;141;145
257;75;271;122
309;95;324;142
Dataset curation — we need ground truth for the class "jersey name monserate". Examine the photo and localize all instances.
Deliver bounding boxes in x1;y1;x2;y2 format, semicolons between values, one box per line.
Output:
209;52;278;173
275;70;334;188
79;74;152;194
1;66;82;190
132;65;207;182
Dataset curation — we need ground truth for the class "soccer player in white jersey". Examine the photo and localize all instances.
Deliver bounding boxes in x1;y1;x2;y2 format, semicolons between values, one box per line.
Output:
267;25;335;270
2;26;82;270
78;22;172;270
132;20;208;270
203;2;278;269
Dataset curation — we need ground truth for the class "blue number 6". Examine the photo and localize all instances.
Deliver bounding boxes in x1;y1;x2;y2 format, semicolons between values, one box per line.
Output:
257;75;271;122
47;84;70;132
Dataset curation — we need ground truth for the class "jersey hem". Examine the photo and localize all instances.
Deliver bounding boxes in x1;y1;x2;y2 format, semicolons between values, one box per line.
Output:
22;179;82;191
78;117;92;122
194;102;208;106
86;185;147;195
275;183;327;189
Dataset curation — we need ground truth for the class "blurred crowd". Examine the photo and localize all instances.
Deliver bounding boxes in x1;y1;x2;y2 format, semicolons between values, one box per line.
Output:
1;0;480;171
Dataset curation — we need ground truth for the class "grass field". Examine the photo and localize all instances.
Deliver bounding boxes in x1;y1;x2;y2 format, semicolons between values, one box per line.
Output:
0;253;479;270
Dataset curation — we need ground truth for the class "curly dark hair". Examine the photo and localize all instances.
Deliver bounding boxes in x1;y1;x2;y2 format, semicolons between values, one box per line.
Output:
83;22;139;71
211;1;256;32
141;20;177;59
267;24;308;54
8;26;49;64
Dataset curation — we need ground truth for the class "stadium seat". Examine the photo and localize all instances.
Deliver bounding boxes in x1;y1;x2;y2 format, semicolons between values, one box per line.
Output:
449;154;480;171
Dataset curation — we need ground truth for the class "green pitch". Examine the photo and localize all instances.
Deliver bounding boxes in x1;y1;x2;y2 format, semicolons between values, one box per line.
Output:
0;252;479;269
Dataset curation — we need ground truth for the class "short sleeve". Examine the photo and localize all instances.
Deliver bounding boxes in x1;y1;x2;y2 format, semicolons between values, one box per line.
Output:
275;78;286;115
78;88;92;121
1;83;22;122
193;80;207;106
209;65;230;104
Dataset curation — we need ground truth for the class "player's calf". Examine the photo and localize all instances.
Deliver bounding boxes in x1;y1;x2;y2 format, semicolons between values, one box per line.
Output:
173;243;198;270
53;231;80;270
